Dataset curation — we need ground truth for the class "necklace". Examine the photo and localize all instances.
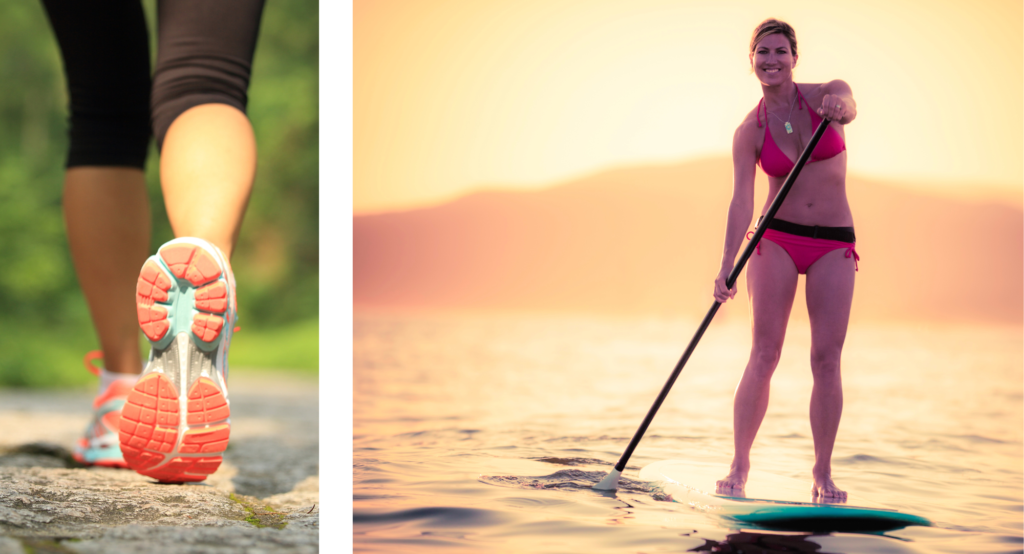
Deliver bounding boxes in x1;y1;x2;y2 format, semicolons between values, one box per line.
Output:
767;88;799;134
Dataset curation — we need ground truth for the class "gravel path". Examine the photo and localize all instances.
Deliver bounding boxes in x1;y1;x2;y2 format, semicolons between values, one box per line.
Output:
0;371;319;553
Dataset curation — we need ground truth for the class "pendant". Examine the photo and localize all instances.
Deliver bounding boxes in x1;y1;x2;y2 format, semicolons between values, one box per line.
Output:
785;121;793;134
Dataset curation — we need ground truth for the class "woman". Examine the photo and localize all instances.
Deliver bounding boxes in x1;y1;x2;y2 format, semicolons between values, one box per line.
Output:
713;19;857;499
42;0;265;483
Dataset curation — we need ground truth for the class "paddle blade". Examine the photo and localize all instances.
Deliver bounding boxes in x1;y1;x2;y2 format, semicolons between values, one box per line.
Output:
592;468;622;490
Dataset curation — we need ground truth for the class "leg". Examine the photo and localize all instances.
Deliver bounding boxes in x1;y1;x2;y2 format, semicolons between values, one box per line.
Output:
159;104;255;258
64;168;150;375
151;0;265;258
805;248;856;499
42;0;152;467
117;0;265;483
717;239;799;491
41;0;152;375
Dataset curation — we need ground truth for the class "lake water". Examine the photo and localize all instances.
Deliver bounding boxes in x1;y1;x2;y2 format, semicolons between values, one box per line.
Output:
353;312;1023;553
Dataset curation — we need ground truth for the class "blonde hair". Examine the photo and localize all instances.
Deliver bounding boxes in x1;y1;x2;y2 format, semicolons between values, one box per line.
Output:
749;18;798;58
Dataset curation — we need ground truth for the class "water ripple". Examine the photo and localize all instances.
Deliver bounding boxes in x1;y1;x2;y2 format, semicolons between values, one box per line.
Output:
354;506;506;527
479;469;654;494
532;456;609;466
948;434;1008;445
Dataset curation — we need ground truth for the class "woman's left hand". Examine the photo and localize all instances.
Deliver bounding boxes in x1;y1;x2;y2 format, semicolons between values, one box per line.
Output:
817;94;845;122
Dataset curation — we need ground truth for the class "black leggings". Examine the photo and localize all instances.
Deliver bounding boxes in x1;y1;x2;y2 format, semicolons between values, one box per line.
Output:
41;0;265;169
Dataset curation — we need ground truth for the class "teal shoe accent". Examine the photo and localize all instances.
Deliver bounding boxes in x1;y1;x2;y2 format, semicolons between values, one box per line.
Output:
73;385;131;468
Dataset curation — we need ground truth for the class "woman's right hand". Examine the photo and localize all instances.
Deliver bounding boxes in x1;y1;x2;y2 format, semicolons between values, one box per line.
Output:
713;267;737;303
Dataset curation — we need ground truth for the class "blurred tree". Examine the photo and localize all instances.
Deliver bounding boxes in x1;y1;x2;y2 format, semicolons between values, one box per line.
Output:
235;0;320;327
0;3;75;322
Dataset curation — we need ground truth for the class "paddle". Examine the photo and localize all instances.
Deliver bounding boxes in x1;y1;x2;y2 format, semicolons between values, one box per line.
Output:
594;115;835;490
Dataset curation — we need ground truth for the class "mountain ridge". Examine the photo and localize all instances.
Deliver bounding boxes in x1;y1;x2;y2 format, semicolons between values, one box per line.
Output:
354;157;1023;323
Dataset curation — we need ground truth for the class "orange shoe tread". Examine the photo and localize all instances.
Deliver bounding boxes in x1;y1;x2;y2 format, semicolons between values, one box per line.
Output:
160;245;222;286
191;314;224;343
121;374;230;482
120;374;181;474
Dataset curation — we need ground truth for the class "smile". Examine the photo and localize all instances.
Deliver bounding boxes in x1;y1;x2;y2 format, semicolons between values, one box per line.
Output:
763;68;781;73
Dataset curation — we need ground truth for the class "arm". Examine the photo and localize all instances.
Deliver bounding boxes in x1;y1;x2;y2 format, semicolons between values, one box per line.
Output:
713;121;757;303
817;79;857;125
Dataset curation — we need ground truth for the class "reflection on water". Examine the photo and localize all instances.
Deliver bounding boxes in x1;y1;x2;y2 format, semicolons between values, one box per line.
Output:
691;531;835;553
354;312;1024;553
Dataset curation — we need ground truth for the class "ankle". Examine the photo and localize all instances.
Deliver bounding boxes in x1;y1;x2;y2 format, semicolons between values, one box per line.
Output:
99;367;140;396
730;458;751;473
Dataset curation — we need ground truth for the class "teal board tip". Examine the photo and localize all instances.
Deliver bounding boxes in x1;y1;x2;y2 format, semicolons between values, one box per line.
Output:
726;505;932;533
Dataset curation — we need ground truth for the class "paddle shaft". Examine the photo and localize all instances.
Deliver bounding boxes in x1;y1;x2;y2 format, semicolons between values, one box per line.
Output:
611;117;833;474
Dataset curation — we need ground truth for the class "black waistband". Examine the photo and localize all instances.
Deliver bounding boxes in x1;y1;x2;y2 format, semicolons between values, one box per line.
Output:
756;216;856;243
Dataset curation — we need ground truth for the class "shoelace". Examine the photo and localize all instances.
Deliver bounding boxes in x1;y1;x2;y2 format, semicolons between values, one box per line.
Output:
83;350;104;377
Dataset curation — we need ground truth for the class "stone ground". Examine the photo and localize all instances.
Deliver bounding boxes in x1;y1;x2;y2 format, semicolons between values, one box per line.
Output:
0;371;319;554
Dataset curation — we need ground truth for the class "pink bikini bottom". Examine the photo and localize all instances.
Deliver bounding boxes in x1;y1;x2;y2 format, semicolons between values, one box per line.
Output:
748;228;859;275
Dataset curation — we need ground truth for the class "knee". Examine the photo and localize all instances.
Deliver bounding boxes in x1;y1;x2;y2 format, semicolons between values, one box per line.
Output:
44;0;152;169
150;36;258;149
151;79;250;150
748;344;782;378
810;348;842;380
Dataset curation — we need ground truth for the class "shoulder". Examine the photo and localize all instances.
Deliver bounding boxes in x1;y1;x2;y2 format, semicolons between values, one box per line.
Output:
732;103;763;157
734;103;762;141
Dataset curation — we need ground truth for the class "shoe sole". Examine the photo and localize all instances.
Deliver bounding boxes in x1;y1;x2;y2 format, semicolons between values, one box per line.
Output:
120;240;232;483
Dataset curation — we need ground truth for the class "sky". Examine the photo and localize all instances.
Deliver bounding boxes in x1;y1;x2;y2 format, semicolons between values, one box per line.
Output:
354;0;1023;214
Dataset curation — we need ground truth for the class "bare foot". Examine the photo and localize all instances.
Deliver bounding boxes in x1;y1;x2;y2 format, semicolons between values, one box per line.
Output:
811;472;847;502
716;463;749;494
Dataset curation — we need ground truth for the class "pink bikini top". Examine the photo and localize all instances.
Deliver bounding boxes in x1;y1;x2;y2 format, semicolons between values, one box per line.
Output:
756;86;846;178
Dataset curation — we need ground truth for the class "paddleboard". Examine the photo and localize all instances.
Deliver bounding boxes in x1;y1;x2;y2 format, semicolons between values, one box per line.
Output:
639;459;931;532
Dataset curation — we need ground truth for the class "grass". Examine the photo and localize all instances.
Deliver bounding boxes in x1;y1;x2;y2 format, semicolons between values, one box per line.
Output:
230;492;289;529
19;539;79;554
0;318;318;388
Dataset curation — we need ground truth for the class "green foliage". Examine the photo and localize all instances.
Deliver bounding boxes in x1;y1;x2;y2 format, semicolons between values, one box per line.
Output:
229;319;320;374
0;318;95;388
0;1;318;383
0;3;77;323
236;0;320;327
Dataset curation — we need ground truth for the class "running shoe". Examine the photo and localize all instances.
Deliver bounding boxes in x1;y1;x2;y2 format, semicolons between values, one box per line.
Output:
121;237;237;483
73;351;131;468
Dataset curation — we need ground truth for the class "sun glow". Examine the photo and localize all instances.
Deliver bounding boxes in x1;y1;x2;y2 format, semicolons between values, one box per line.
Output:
355;0;1022;214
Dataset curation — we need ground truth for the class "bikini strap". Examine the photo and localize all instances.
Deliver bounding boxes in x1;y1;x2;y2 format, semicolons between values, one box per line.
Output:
845;246;860;271
746;230;761;255
760;86;802;127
